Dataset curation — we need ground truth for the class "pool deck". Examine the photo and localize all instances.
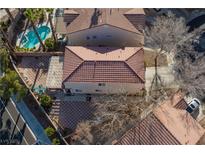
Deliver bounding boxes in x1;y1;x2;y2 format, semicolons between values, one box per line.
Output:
17;56;50;88
17;55;64;90
16;22;52;49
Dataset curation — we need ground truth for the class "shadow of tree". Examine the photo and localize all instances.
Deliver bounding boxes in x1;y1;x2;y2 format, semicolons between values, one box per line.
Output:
89;8;102;28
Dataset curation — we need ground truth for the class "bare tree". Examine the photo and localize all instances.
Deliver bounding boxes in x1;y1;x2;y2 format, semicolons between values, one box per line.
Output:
71;121;94;145
145;12;190;97
88;92;153;144
173;42;205;100
71;90;169;145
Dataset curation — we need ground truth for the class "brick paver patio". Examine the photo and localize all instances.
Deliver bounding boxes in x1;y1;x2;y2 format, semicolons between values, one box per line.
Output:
48;91;94;130
17;56;50;88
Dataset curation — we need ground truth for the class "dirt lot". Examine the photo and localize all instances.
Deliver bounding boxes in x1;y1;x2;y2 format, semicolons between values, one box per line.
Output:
144;50;168;67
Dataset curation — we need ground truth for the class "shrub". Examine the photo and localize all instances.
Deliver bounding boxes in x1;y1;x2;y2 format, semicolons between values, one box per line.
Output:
45;126;55;137
16;46;35;52
52;138;60;145
0;20;10;32
39;94;52;109
45;38;55;50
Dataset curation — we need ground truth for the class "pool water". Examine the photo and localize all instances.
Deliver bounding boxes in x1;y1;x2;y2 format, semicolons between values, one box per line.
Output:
21;26;51;49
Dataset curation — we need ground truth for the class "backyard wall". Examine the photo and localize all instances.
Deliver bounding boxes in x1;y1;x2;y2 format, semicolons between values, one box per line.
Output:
15;52;64;57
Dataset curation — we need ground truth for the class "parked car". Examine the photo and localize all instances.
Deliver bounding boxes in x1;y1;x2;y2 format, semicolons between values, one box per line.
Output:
186;98;201;114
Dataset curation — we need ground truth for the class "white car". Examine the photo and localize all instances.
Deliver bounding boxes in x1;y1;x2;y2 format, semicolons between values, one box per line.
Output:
186;98;201;113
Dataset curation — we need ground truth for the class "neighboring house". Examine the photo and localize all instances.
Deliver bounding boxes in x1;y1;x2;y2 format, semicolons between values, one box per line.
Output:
114;93;205;145
62;46;145;94
56;8;145;47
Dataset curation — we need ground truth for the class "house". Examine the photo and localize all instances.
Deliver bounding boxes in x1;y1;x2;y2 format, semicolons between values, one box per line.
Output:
114;93;205;145
56;8;145;47
62;46;145;94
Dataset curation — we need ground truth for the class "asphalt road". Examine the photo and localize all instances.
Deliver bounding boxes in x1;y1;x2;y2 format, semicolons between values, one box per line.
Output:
0;99;36;145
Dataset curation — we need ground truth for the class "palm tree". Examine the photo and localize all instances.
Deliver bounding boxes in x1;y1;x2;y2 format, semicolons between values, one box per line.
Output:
45;9;57;44
24;9;46;51
4;9;14;23
0;69;27;102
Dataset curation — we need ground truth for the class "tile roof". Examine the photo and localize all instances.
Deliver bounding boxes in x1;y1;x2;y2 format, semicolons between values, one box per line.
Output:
64;8;144;34
63;46;145;83
65;46;142;61
117;113;180;145
115;93;205;145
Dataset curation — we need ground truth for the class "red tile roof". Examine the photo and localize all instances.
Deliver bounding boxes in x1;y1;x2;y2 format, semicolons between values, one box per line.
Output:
63;46;145;83
64;8;145;34
117;113;180;145
115;93;205;145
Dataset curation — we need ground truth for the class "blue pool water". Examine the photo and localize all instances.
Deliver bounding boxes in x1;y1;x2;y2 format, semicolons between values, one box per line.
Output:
21;26;51;49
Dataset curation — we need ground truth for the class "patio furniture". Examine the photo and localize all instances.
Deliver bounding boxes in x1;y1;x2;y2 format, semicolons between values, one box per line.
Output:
33;85;46;95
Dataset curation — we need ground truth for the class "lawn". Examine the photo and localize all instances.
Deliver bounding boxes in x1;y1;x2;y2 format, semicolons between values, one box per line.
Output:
144;50;168;67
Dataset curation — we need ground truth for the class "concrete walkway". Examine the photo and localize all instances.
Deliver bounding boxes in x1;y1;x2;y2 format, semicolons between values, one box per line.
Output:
145;66;178;93
144;47;178;93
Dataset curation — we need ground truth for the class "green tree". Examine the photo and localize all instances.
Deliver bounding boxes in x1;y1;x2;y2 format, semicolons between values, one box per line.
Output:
0;48;9;73
0;22;16;58
24;9;46;51
39;94;52;109
0;69;27;102
45;126;55;137
45;9;57;44
45;38;55;50
52;138;60;145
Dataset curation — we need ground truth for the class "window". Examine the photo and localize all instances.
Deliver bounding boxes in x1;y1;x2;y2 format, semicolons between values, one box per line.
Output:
75;89;82;92
86;36;90;40
66;89;71;93
95;89;102;92
190;104;195;109
106;35;112;38
93;36;97;39
98;83;106;86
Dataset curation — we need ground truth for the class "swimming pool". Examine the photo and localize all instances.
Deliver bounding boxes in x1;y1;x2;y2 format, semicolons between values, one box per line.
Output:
21;26;51;49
